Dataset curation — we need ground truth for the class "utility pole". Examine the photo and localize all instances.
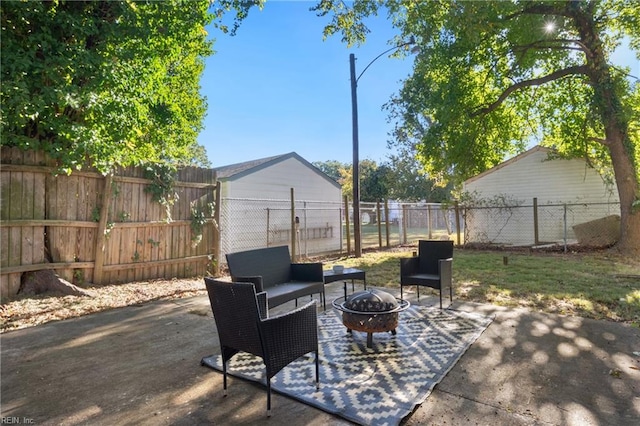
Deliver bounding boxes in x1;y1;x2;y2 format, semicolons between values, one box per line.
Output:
349;53;362;257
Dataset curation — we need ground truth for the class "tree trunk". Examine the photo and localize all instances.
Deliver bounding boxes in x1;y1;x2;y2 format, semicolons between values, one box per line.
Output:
572;4;640;256
608;137;640;256
19;270;95;297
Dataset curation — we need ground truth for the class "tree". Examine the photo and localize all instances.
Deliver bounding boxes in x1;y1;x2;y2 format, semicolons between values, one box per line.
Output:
313;157;448;201
334;159;391;201
181;144;212;168
361;163;392;201
339;164;354;199
1;0;261;174
312;159;346;183
357;159;384;201
314;0;640;254
313;159;393;202
383;152;452;202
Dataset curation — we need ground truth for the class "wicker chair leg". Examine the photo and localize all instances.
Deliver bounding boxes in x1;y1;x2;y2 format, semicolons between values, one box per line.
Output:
315;351;320;390
267;381;272;417
223;362;228;397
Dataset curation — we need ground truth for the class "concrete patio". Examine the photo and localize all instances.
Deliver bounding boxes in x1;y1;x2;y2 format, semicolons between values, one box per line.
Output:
1;281;639;425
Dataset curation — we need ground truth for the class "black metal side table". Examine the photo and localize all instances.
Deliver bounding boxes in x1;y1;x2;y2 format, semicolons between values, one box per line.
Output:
323;268;366;300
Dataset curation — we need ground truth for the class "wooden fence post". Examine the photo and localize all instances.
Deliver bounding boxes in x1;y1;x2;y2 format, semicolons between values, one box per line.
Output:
213;181;221;276
266;208;271;247
455;201;461;247
93;174;113;285
376;201;382;248
384;199;390;248
427;204;432;239
402;204;408;244
563;203;568;253
533;197;539;245
290;188;296;262
343;195;351;255
338;205;344;253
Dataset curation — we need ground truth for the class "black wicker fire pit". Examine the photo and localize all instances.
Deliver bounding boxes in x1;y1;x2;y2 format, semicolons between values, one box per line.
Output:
332;289;410;348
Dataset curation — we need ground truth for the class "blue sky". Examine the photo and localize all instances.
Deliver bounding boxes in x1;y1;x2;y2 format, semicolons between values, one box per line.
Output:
198;1;639;168
199;1;416;167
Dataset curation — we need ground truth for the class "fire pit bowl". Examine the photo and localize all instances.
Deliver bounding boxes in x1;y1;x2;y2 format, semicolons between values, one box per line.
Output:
332;289;410;348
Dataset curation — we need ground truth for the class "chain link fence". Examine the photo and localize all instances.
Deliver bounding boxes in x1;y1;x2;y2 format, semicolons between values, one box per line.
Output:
219;198;343;262
217;197;622;266
462;201;621;249
218;198;459;265
356;202;457;250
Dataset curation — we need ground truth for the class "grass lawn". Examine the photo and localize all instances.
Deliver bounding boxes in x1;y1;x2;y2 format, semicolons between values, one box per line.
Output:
320;247;640;325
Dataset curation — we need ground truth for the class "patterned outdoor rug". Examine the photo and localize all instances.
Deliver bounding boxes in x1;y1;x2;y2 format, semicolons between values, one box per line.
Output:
201;305;493;426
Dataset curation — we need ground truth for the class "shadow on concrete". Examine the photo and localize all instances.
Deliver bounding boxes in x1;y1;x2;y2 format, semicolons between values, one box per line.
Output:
1;281;639;425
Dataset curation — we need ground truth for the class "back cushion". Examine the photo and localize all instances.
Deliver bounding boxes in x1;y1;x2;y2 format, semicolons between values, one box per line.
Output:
418;240;454;273
226;246;291;287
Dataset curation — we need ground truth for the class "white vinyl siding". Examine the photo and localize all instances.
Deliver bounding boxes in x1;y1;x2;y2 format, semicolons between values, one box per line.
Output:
462;146;619;246
225;157;340;202
464;147;618;204
218;154;342;257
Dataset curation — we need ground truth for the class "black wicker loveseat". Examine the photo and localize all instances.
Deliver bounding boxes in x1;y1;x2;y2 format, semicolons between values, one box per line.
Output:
225;245;325;309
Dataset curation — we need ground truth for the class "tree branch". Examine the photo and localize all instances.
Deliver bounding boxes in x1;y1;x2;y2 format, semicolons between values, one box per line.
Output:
504;3;571;21
471;65;590;117
589;136;609;145
610;65;640;82
513;38;589;54
510;39;585;77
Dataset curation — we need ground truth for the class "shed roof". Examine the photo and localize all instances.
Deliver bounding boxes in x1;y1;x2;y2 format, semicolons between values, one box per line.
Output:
464;145;552;185
213;152;341;189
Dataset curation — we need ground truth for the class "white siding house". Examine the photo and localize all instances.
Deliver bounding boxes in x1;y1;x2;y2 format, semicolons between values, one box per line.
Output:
462;145;619;246
214;152;342;258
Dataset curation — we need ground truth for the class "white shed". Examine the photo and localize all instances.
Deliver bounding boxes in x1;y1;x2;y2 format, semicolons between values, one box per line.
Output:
462;145;619;246
214;152;343;257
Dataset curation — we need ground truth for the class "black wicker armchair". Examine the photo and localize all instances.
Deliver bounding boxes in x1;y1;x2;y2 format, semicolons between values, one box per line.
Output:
400;240;453;309
201;278;320;416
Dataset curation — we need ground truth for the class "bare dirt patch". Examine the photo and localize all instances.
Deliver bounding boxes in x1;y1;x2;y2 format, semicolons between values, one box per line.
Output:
1;278;206;332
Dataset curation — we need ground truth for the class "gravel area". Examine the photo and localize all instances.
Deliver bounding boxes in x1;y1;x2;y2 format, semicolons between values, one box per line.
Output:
0;278;207;332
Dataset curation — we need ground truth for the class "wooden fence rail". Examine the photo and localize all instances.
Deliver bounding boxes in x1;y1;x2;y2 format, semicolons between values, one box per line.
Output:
0;147;220;298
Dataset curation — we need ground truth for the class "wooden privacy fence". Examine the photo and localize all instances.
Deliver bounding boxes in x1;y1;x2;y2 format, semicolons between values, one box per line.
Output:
0;147;220;298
